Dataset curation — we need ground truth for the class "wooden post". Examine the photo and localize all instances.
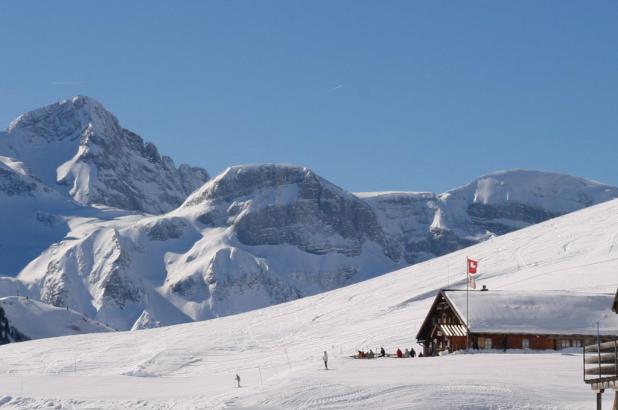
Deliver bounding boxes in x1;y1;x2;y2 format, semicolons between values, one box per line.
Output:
597;389;604;410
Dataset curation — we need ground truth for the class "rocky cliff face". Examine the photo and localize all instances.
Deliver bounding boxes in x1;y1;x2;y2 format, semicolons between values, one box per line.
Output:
185;165;401;259
0;96;209;214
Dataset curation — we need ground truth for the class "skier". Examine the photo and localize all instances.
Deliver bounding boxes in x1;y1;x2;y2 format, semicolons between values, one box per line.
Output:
404;348;410;358
323;350;328;370
410;347;416;358
380;347;386;357
235;373;241;388
396;348;403;358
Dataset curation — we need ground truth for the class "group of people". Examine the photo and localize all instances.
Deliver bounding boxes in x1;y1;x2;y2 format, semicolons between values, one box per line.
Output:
395;347;419;358
355;346;421;359
356;349;377;359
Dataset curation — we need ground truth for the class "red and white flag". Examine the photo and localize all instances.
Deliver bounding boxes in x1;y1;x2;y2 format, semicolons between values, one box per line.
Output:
467;258;478;276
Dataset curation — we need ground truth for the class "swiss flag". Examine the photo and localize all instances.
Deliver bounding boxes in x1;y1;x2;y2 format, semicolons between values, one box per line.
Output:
467;258;478;275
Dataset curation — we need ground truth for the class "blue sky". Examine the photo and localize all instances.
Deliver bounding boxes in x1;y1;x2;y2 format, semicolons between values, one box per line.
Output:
0;1;616;193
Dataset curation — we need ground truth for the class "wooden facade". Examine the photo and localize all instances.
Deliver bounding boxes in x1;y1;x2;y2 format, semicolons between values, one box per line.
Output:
416;289;617;356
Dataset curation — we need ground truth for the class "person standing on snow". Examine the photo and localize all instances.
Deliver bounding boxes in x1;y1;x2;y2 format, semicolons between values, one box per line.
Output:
323;351;329;370
235;373;241;388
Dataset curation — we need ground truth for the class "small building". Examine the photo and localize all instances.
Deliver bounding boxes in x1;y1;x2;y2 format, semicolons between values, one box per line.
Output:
416;289;618;355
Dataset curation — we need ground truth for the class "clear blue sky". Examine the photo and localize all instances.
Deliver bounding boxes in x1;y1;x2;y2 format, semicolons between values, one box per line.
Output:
1;1;616;193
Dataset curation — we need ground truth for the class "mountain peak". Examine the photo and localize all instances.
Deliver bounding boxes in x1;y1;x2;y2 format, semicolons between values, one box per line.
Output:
182;163;331;208
7;95;118;136
443;168;618;213
1;97;209;214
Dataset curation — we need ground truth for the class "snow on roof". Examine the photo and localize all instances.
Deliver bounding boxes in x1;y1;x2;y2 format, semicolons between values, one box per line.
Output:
444;290;618;336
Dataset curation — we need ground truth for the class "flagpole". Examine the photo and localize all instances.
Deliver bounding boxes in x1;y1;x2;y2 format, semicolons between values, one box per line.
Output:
466;257;469;352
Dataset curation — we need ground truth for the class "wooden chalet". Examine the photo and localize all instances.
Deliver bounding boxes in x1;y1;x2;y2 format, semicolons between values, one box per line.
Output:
416;289;618;356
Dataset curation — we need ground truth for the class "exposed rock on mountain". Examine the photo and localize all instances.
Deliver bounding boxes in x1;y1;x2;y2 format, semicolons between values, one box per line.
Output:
184;165;401;259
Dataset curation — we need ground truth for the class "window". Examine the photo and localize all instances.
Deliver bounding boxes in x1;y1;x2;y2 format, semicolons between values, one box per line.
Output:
572;339;582;348
522;338;530;349
483;337;492;350
560;339;570;349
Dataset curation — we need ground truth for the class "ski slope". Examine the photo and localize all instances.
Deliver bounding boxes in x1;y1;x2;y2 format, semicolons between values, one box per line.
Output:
0;199;617;409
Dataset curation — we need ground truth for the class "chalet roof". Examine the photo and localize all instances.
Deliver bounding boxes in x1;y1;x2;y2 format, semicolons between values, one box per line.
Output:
443;290;618;336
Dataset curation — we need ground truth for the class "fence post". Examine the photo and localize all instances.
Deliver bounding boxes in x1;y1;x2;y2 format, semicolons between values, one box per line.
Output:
598;328;602;384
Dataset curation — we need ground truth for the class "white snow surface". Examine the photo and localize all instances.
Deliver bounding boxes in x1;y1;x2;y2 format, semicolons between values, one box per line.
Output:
444;290;618;335
0;198;617;409
0;296;113;340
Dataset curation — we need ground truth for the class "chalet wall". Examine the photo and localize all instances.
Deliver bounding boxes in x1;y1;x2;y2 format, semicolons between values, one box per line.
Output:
446;334;611;353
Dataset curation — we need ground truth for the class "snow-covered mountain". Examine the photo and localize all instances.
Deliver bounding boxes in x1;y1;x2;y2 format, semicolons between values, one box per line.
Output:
0;296;112;344
2;97;618;335
0;96;209;214
13;164;618;331
16;165;405;330
361;169;618;263
0;198;616;409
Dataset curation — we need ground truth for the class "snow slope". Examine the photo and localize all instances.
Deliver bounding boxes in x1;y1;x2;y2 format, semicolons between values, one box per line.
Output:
0;198;616;409
0;296;113;342
0;155;79;274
